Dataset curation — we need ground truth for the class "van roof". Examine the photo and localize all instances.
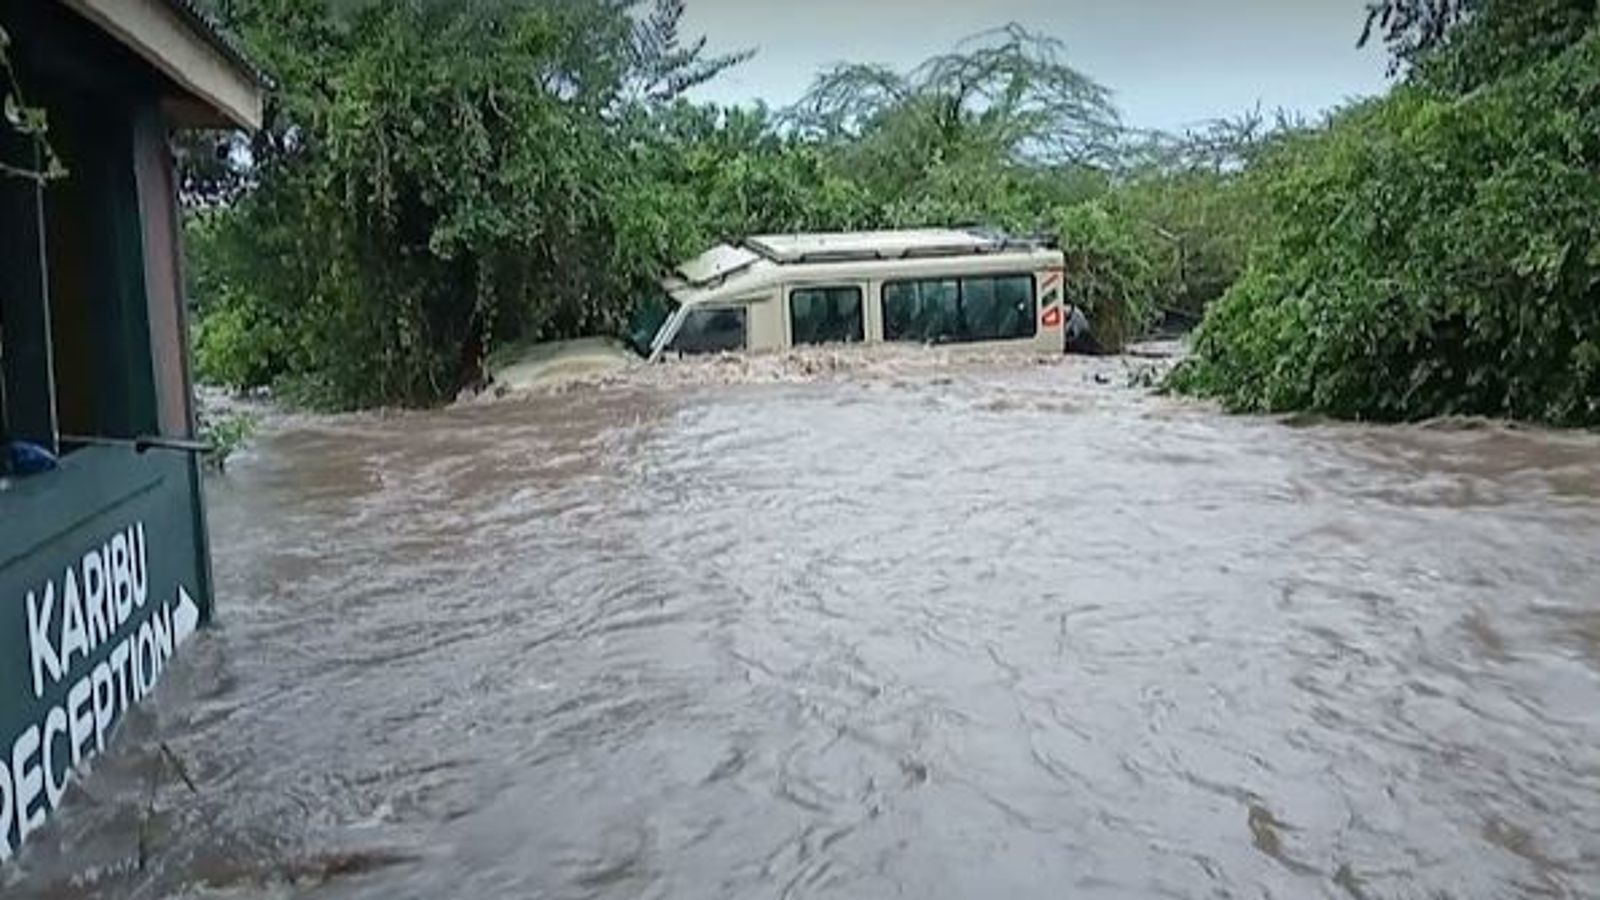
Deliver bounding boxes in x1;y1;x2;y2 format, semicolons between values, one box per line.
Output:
673;228;1057;288
748;228;1049;263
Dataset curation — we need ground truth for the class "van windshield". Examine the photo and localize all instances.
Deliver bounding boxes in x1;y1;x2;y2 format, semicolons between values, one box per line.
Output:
624;293;679;357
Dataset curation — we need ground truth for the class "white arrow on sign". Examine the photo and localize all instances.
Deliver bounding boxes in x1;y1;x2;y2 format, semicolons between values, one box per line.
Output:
174;585;200;647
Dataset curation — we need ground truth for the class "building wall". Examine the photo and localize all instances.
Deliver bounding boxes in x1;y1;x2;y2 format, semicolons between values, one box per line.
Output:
0;446;212;861
0;1;215;863
133;106;193;437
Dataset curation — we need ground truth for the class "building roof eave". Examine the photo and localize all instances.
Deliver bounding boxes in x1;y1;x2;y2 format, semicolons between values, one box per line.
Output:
59;0;266;131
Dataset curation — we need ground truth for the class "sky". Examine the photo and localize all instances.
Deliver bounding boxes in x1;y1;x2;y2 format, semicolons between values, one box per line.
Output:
681;0;1392;133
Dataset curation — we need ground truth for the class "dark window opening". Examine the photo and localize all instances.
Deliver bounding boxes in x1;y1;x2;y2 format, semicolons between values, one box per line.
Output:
670;307;748;355
960;275;1036;342
790;286;864;346
0;25;52;463
0;84;57;463
0;58;159;465
882;275;1036;345
625;293;679;357
882;279;960;344
42;85;158;452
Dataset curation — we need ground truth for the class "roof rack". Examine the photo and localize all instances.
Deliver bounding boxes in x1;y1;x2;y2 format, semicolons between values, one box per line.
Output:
739;239;781;263
742;229;1059;267
787;248;888;264
900;242;991;259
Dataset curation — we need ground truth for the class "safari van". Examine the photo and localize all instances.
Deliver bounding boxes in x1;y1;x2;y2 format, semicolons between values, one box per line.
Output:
629;230;1070;361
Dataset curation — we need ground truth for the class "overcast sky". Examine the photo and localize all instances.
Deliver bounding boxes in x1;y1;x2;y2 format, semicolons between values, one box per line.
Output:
681;0;1392;132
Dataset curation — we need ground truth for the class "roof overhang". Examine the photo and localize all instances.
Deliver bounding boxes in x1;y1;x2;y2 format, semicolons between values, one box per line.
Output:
59;0;265;131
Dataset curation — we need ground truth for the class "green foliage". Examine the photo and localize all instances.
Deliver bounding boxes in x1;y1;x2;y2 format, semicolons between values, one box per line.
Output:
789;24;1121;167
1357;0;1596;88
1408;0;1595;95
618;102;877;255
198;410;256;472
189;0;743;408
1360;0;1479;71
1095;111;1294;324
786;23;1119;233
1052;200;1159;351
1173;22;1600;425
627;0;754;102
193;301;278;388
1112;170;1266;320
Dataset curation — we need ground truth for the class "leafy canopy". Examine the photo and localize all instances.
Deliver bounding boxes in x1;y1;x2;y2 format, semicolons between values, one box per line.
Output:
1174;1;1600;425
788;24;1121;168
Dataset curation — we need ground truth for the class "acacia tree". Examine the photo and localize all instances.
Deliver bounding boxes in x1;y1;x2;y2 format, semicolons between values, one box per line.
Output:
787;24;1120;168
1120;108;1311;175
626;0;751;104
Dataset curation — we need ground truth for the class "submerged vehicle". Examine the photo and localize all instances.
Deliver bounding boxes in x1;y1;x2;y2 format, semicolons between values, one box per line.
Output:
628;230;1073;361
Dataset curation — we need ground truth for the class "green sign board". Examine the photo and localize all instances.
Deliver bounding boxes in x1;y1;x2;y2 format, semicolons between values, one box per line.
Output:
0;446;211;861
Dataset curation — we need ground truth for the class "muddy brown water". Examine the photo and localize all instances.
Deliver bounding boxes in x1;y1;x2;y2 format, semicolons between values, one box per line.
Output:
6;352;1600;899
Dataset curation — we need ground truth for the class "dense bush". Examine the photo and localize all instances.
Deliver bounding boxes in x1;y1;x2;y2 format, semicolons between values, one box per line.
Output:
1052;200;1159;351
1172;19;1600;425
1111;170;1266;322
1406;0;1596;95
189;0;754;407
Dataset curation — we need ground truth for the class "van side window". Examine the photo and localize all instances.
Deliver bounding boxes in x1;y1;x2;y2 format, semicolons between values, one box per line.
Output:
960;275;1036;341
670;307;748;355
790;286;864;346
882;276;1036;344
882;279;960;343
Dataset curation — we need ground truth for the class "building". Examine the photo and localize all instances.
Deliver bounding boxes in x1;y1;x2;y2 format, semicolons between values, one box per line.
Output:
0;0;264;862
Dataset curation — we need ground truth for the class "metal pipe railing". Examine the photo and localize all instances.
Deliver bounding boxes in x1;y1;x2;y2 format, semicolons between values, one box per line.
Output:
58;433;211;454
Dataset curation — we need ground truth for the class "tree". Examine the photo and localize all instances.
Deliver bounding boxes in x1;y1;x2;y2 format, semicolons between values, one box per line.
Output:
1120;107;1310;175
626;0;752;103
185;0;755;407
1174;19;1600;425
1359;0;1597;93
175;0;748;207
1407;0;1596;94
1359;0;1480;71
787;23;1120;168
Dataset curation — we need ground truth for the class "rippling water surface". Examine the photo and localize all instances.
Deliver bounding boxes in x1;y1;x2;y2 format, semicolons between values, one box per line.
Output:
9;354;1600;899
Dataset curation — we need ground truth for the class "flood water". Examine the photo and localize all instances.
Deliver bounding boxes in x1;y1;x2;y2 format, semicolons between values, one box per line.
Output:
8;352;1600;899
